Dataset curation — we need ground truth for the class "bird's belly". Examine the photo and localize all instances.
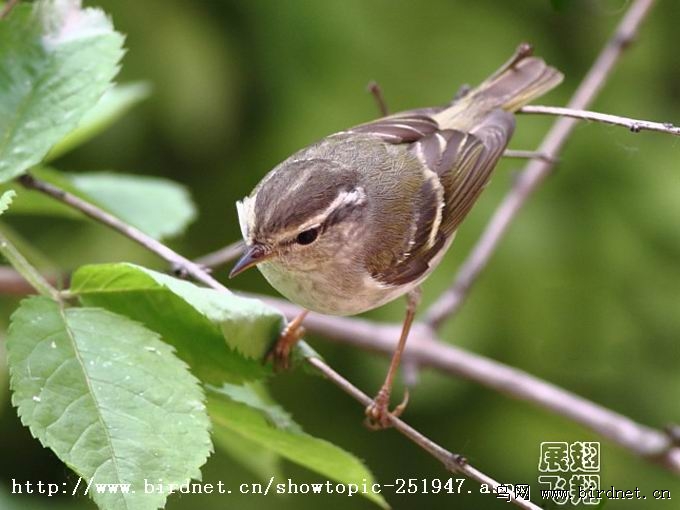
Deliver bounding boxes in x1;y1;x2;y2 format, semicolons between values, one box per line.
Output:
256;261;410;316
257;234;454;316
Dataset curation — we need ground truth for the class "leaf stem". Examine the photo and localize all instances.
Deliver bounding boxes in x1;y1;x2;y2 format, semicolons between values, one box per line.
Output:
0;231;60;301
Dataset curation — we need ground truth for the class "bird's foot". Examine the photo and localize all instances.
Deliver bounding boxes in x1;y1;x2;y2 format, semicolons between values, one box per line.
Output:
364;387;409;430
265;319;306;372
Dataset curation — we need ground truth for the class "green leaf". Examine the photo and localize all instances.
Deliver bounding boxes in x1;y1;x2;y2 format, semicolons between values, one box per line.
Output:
70;263;284;384
7;296;213;510
2;167;196;239
212;427;283;483
209;383;389;509
0;189;59;299
71;172;196;239
0;189;16;214
47;82;151;160
0;340;7;418
549;0;571;11
0;0;125;182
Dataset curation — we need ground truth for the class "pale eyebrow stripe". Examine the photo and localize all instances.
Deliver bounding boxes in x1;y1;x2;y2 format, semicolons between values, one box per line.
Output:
276;187;367;239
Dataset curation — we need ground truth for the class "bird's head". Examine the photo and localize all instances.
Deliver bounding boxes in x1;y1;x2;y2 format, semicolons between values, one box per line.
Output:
230;158;368;278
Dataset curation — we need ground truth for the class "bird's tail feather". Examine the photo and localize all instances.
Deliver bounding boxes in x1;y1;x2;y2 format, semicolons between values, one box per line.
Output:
433;44;563;130
476;43;563;112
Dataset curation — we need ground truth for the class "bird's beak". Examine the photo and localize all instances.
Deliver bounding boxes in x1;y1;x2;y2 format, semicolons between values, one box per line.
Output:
229;243;271;278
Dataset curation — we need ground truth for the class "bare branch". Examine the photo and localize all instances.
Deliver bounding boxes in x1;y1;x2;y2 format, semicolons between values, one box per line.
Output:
1;251;677;478
17;173;528;507
520;105;680;136
503;149;555;162
194;240;244;270
18;173;222;290
367;81;389;116
309;356;540;509
253;293;680;475
425;0;656;329
11;0;668;497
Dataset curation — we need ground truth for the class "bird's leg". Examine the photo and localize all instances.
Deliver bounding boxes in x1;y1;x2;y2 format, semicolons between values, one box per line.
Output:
367;80;389;116
365;287;421;430
266;310;309;371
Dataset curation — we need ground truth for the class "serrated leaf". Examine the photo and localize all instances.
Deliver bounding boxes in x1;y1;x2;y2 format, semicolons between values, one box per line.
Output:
70;263;284;384
2;167;196;239
0;0;125;182
209;384;389;509
7;296;212;510
0;189;16;214
47;82;151;160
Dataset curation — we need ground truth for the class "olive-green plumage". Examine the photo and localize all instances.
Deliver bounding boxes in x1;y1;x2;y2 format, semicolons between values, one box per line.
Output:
232;45;563;315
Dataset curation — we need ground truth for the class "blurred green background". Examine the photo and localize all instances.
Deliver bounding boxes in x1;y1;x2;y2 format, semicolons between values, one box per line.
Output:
1;0;679;508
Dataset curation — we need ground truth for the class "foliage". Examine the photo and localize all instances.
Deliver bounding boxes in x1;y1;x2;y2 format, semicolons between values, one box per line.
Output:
0;1;386;509
1;0;679;510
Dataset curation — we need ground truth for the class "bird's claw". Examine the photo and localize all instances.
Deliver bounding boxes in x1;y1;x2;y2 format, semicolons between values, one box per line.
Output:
265;321;306;372
364;387;410;430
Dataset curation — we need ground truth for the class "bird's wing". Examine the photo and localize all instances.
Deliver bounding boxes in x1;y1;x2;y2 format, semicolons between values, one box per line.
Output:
359;109;515;287
346;109;442;143
415;109;515;238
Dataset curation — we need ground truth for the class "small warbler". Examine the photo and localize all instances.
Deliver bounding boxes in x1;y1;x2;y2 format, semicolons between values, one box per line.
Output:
230;44;562;428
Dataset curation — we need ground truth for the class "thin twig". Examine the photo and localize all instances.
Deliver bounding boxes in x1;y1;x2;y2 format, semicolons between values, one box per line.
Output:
308;357;540;509
367;81;389;116
194;107;680;276
254;294;680;475
0;0;18;20
0;254;677;477
194;240;244;270
16;173;530;507
18;173;222;290
503;149;555;162
425;0;656;329
520;105;680;136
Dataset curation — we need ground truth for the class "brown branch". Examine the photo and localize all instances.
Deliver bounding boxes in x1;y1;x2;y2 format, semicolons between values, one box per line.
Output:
367;81;389;116
16;173;535;509
194;240;244;270
253;293;680;475
425;0;656;329
18;173;222;290
308;357;539;508
520;105;680;136
10;0;668;498
1;252;677;478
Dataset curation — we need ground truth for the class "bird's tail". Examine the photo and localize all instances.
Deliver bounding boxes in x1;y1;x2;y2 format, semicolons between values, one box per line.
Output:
477;43;563;112
434;43;563;130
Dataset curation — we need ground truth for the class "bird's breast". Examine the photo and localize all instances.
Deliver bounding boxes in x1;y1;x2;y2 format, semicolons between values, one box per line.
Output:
256;259;415;316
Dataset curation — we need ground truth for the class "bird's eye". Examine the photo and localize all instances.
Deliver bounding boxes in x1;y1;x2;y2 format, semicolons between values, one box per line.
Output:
296;228;319;245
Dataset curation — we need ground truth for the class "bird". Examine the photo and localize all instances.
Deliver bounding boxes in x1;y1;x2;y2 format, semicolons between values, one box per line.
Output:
230;43;562;429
